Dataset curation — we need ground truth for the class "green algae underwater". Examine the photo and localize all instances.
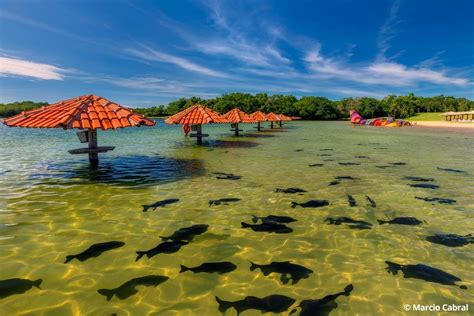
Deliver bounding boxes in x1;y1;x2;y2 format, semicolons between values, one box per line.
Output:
0;120;473;315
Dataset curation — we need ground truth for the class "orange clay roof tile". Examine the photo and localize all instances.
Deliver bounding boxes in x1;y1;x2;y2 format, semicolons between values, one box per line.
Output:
3;94;155;130
250;111;269;122
266;112;281;121
165;104;229;125
223;108;257;123
277;113;292;121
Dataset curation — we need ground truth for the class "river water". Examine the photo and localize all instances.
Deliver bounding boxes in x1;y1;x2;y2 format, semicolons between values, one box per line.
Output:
0;120;472;315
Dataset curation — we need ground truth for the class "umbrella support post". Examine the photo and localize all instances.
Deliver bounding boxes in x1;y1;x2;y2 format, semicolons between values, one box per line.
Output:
270;121;274;129
234;123;239;136
197;124;203;144
254;122;262;131
189;124;208;144
279;121;283;127
88;129;99;165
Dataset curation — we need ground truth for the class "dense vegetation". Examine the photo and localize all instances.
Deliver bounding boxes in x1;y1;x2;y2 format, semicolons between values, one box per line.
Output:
133;93;473;120
0;101;48;117
2;94;473;120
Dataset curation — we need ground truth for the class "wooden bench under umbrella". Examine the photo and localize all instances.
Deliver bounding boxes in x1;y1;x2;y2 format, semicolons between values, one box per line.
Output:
223;108;257;136
2;94;155;165
250;111;268;132
265;112;281;129
165;104;229;144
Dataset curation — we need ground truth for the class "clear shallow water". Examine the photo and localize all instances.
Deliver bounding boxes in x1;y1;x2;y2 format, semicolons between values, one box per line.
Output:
0;120;473;315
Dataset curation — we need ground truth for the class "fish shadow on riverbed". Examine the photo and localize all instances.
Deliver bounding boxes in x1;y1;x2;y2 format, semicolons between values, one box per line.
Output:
31;155;205;188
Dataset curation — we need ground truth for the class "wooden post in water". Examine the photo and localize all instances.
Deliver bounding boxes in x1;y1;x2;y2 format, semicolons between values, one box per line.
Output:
88;129;99;165
196;124;203;144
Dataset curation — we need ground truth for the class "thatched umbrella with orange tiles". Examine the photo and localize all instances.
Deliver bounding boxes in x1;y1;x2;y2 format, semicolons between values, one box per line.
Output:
250;111;268;132
3;94;155;164
276;113;292;127
165;104;228;144
223;108;257;136
265;112;281;129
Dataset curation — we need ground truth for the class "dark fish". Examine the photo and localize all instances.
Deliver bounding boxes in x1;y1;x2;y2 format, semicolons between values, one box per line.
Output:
320;149;333;151
339;162;360;166
160;224;209;242
215;172;242;180
252;215;297;224
295;149;304;152
249;261;313;285
323;159;334;161
426;233;473;247
377;217;423;226
355;155;369;158
437;167;467;174
376;165;395;169
317;154;332;157
64;241;125;263
409;183;439;190
142;198;179;212
209;198;241;206
328;180;340;186
415;197;456;204
97;275;169;301
388;162;406;165
291;200;329;208
275;188;307;194
335;176;358;180
385;261;467;289
309;163;324;167
290;284;354;316
347;195;356;207
136;240;188;261
403;176;435;182
180;262;237;274
325;217;372;230
216;294;296;315
365;195;376;208
0;278;42;299
241;222;293;234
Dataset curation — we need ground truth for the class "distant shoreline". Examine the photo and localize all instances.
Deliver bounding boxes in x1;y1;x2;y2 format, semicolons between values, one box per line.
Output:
412;121;474;131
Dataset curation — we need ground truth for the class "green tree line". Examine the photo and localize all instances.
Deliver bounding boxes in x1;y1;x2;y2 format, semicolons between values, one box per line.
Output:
1;94;473;120
0;101;48;117
133;93;474;120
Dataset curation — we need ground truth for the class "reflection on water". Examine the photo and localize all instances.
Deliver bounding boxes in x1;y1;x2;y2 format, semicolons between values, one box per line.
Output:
240;133;276;138
0;121;473;315
29;155;205;187
204;139;260;148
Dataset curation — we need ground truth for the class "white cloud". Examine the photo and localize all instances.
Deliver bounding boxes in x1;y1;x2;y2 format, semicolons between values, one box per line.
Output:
367;62;469;86
377;0;401;60
195;0;291;69
125;45;228;78
304;46;469;86
0;56;66;80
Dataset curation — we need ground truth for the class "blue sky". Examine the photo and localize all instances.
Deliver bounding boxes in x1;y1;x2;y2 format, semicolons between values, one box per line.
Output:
0;0;473;107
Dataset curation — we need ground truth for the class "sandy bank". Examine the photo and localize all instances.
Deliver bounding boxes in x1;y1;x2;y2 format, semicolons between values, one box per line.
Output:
412;121;474;129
